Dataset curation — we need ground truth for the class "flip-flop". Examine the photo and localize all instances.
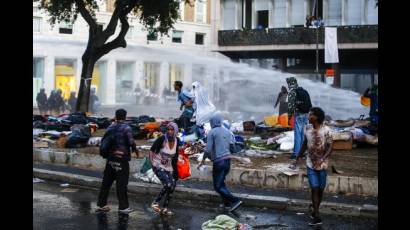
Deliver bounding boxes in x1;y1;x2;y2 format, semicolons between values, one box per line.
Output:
151;203;162;214
161;208;174;216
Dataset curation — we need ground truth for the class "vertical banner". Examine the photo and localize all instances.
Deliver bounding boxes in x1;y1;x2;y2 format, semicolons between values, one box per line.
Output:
325;27;339;63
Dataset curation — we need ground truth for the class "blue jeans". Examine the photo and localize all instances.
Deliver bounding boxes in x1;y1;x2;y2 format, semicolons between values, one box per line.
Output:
307;167;327;189
292;113;309;158
212;159;239;206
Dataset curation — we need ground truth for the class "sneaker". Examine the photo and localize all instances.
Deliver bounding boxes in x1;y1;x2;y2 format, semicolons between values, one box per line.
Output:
229;200;243;212
118;207;133;214
308;217;322;226
95;206;110;213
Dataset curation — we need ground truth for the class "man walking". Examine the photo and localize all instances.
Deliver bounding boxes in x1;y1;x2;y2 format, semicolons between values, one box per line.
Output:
198;113;242;212
286;77;312;159
96;109;138;214
291;107;333;226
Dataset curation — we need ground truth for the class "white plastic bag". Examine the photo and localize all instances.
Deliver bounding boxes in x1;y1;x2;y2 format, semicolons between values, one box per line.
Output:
191;81;216;126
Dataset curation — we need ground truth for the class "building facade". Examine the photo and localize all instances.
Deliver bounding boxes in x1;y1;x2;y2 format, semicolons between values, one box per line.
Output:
210;0;378;93
33;0;212;106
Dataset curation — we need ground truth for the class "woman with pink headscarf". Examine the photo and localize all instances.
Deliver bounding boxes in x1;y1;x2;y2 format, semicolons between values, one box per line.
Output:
149;122;181;215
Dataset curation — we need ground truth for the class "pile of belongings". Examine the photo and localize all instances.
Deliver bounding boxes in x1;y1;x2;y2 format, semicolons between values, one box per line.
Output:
327;118;378;146
202;215;251;230
246;136;279;151
33;128;72;148
123;115;158;140
33;113;112;132
65;124;92;148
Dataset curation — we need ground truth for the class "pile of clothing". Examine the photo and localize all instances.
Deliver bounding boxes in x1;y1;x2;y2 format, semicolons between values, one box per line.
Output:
327;119;378;146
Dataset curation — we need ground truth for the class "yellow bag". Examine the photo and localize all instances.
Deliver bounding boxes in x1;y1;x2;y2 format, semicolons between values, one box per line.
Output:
264;115;278;126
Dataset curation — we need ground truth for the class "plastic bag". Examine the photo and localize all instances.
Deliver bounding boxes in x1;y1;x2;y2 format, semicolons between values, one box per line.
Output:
177;150;191;180
140;156;152;174
191;82;216;126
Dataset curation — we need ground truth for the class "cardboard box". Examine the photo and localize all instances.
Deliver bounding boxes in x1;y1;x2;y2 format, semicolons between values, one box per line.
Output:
332;139;353;150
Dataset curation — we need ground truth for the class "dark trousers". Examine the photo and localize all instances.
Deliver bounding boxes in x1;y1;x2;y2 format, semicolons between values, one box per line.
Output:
212;159;239;206
152;166;176;208
97;160;130;210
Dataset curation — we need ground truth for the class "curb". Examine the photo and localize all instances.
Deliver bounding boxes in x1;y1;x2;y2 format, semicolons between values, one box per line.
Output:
33;148;378;197
33;168;377;218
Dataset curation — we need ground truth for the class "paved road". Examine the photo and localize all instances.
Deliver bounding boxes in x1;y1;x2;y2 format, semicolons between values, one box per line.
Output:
33;181;377;230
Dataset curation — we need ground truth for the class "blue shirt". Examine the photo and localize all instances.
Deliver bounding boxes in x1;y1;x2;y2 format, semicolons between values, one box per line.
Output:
178;91;194;117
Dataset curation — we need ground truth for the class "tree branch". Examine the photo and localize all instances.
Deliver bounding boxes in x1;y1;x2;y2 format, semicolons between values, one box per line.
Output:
74;0;97;30
99;0;140;46
95;13;129;60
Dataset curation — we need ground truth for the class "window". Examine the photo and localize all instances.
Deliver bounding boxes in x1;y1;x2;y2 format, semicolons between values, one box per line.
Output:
255;0;269;28
195;0;206;23
346;0;363;25
172;30;183;43
257;10;269;29
126;26;134;40
59;20;73;34
222;0;236;30
244;0;252;29
195;33;205;45
273;0;286;28
327;0;342;26
366;0;378;24
33;17;41;32
291;0;304;26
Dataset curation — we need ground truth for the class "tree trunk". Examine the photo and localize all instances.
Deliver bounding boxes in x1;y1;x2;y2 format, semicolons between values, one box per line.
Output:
76;52;96;113
332;63;341;88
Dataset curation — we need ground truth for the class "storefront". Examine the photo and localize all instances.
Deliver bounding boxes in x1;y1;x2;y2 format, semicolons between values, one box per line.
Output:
54;59;77;100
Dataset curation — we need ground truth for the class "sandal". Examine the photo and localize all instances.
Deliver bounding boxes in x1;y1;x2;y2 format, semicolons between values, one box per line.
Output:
151;202;162;214
161;208;173;216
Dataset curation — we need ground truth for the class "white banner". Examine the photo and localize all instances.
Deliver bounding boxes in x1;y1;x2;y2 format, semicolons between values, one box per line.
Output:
325;27;339;63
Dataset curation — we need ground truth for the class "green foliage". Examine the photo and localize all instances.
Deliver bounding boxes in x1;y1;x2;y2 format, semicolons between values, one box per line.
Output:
39;0;191;36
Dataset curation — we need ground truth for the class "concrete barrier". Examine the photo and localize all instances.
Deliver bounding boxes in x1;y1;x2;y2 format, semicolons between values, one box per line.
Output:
33;148;378;196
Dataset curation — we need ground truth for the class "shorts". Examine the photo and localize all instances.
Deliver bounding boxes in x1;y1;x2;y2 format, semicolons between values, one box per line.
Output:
307;167;327;189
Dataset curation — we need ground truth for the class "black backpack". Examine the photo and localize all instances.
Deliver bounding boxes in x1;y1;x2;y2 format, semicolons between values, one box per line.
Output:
99;127;118;158
295;87;312;113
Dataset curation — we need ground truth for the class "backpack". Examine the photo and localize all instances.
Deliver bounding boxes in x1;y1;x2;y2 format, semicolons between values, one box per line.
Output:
99;126;118;158
295;87;312;113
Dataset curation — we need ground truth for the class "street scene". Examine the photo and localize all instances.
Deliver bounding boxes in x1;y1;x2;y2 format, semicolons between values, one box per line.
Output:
33;0;378;229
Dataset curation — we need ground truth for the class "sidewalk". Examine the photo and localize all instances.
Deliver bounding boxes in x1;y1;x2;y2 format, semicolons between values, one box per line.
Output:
33;162;377;218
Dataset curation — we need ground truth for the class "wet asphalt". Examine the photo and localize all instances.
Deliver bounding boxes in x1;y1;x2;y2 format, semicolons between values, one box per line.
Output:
33;180;377;230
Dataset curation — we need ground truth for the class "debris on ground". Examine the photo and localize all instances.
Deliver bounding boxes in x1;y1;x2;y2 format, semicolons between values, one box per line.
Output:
33;178;44;183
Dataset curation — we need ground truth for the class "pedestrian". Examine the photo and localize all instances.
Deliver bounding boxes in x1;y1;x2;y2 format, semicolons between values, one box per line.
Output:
197;113;243;212
36;88;48;115
47;90;56;116
286;77;312;159
149;122;181;216
89;88;100;114
55;89;66;115
363;85;378;127
305;15;311;27
174;81;195;131
274;86;288;115
68;91;77;113
96;109;138;214
134;84;142;105
290;107;333;226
